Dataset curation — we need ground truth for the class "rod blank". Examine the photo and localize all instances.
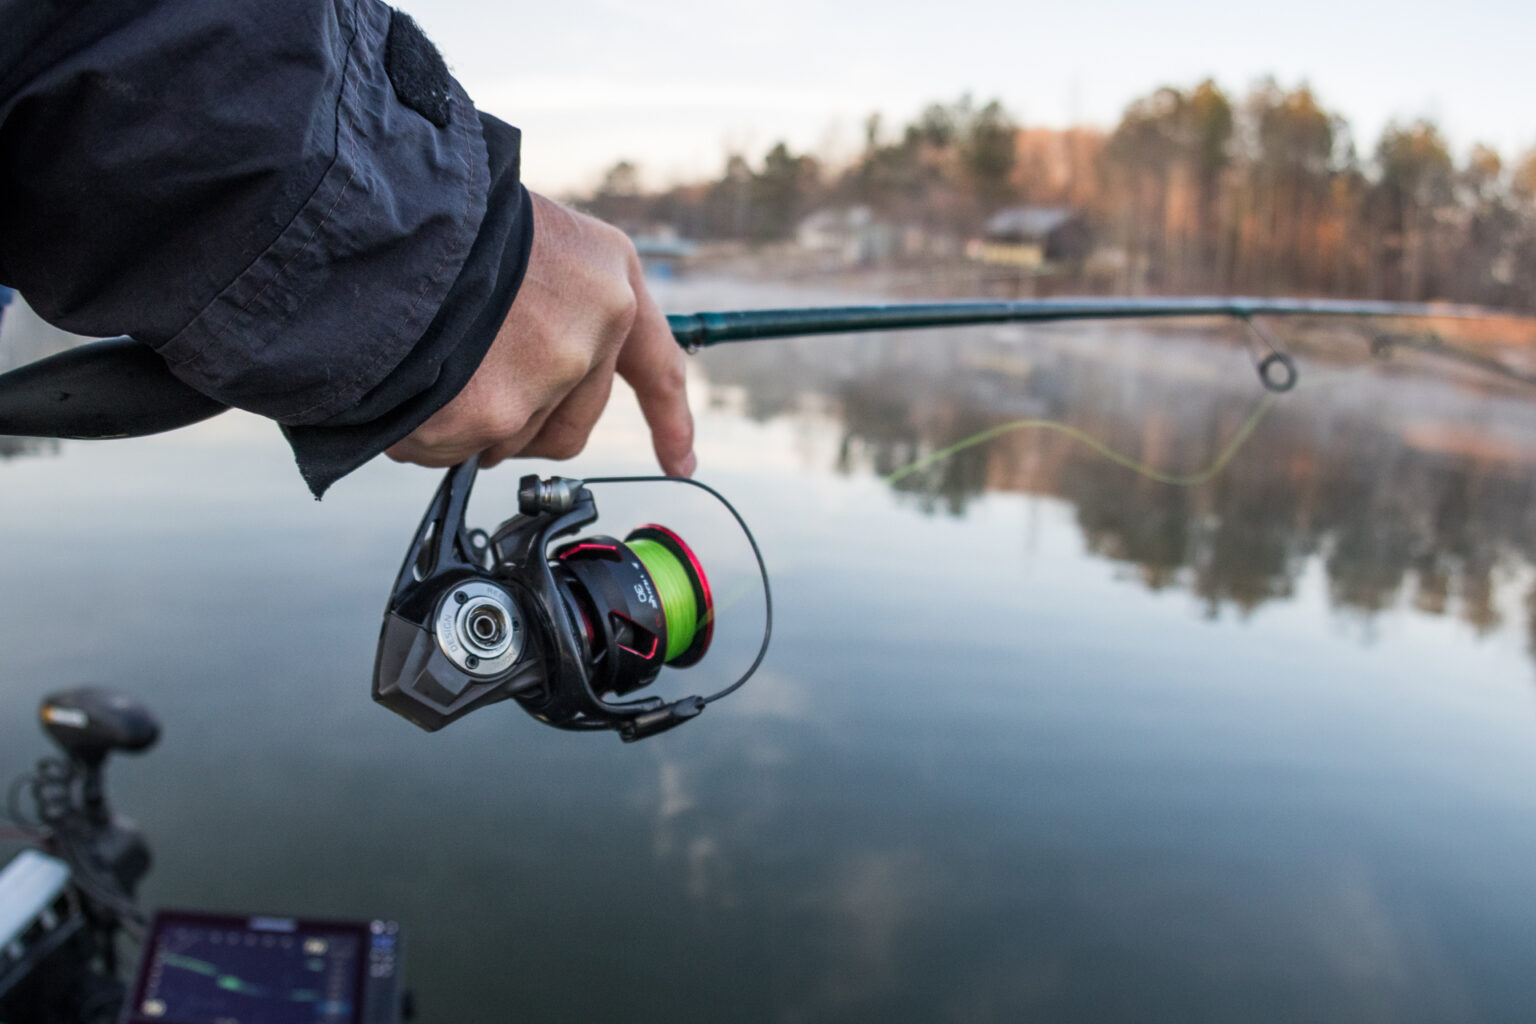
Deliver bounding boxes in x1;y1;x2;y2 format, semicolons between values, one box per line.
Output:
665;297;1488;349
0;298;1509;440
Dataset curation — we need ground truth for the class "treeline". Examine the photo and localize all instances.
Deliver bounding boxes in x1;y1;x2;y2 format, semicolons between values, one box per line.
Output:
581;95;1026;245
1097;80;1535;306
579;80;1536;309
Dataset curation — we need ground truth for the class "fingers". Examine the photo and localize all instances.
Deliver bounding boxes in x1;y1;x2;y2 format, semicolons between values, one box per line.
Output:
618;276;695;477
487;353;618;466
475;402;556;469
386;363;553;469
384;376;537;468
388;192;693;478
385;430;479;468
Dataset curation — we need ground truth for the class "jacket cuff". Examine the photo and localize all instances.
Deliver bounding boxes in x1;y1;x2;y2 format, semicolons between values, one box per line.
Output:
152;0;488;425
282;114;535;497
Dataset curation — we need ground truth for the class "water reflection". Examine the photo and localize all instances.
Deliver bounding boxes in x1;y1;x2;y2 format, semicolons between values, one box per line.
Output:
4;279;1536;1022
0;436;57;459
694;304;1536;664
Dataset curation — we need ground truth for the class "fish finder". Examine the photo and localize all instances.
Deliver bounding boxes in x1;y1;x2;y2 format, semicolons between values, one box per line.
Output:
120;911;404;1024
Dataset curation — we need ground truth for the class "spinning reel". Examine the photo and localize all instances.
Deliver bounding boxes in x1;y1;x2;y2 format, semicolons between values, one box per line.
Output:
373;459;771;741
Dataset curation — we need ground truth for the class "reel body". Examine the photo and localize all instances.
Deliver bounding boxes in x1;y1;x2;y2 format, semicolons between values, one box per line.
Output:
373;459;766;742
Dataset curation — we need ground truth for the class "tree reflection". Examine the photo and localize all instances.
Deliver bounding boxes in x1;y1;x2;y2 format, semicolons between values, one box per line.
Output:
703;326;1536;658
0;436;57;460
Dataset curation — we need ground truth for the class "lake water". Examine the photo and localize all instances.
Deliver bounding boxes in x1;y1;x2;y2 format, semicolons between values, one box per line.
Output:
5;280;1536;1023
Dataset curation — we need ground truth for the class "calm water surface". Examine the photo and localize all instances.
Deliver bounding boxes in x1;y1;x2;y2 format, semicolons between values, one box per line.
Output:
4;281;1536;1023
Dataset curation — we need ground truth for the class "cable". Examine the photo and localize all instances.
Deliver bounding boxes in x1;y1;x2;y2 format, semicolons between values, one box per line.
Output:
5;760;147;939
5;772;43;834
30;758;77;828
49;824;147;938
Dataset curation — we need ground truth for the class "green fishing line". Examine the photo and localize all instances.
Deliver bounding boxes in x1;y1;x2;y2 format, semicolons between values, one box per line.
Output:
630;538;700;662
882;393;1279;488
710;370;1335;617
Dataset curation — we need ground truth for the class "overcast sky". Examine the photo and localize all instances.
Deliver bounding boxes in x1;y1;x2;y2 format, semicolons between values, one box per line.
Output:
407;0;1535;195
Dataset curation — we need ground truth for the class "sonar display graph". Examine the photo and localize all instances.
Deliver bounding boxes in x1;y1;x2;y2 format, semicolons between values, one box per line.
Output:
134;919;361;1024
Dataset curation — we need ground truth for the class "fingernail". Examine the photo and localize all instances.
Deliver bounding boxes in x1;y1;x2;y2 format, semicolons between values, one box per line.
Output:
680;451;697;477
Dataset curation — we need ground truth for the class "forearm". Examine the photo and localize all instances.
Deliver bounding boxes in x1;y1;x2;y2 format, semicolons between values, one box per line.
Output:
284;114;534;495
0;0;530;493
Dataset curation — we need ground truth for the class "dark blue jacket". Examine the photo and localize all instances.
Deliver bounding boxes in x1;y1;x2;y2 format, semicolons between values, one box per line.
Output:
0;0;533;494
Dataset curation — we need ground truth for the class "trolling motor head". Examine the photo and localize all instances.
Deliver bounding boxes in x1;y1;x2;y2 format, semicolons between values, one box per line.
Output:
373;458;768;741
39;688;160;767
32;688;158;894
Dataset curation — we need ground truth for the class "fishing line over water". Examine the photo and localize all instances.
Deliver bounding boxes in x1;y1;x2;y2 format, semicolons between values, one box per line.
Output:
706;344;1312;618
709;327;1532;619
881;395;1278;489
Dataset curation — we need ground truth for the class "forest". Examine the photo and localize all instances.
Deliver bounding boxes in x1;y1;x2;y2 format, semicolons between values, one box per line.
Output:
578;79;1536;310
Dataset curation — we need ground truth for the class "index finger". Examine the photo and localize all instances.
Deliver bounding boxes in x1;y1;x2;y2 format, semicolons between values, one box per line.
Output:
617;280;695;477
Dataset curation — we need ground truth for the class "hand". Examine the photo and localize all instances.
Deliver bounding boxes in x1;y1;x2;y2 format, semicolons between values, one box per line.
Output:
386;192;696;476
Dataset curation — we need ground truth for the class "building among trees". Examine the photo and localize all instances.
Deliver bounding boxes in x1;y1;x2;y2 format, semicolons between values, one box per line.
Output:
577;82;1536;309
971;206;1092;268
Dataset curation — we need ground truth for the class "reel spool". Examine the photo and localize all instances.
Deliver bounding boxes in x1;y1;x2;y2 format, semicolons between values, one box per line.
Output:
372;458;769;742
552;524;714;700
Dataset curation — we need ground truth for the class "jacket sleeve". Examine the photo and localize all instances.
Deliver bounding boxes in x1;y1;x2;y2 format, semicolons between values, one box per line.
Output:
0;0;534;495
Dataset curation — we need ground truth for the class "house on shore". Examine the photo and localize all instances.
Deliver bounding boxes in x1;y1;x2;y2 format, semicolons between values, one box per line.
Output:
796;206;897;266
968;206;1091;269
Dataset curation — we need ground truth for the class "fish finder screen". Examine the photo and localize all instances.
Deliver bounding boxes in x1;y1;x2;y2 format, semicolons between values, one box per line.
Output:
127;913;365;1024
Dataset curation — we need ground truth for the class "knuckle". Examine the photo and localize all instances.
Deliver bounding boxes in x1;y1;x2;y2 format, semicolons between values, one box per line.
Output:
410;402;475;449
541;419;591;461
409;422;453;451
488;405;530;439
605;285;638;341
648;359;688;398
552;349;592;387
603;220;637;255
665;360;688;391
478;396;534;441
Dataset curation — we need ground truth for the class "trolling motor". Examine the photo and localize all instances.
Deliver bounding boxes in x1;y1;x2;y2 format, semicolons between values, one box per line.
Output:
373;458;771;741
0;689;160;1023
33;689;159;906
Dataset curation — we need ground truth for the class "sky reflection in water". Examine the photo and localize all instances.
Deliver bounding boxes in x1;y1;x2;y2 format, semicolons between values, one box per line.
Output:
4;282;1536;1022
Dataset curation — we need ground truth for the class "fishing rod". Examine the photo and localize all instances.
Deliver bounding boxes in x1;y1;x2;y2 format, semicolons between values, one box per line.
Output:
0;296;1501;440
664;296;1485;349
